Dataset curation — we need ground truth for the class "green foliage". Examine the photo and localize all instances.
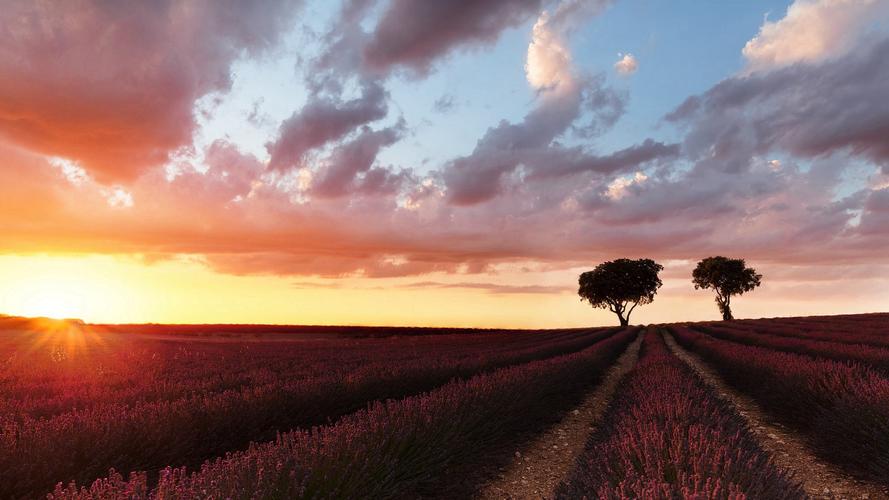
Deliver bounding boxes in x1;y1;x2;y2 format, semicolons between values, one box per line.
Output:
692;256;762;320
578;258;664;325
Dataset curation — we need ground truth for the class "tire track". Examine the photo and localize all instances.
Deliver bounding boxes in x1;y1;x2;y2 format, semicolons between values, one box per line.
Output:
663;329;887;500
476;331;643;500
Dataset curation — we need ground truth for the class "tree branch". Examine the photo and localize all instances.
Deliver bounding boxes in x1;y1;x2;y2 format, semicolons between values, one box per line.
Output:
627;301;639;318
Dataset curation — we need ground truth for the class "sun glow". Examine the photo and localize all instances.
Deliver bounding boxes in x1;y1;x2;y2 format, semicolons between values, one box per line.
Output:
0;255;128;322
0;254;886;328
17;283;84;320
20;317;109;360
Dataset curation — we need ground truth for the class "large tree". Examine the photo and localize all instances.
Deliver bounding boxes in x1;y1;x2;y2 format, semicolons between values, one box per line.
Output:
578;258;664;327
692;256;762;320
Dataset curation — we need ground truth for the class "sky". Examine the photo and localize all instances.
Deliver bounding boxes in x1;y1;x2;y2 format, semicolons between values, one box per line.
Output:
0;0;888;328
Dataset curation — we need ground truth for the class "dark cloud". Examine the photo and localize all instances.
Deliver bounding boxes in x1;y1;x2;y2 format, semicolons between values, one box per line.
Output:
363;0;544;75
266;82;389;170
311;120;407;198
526;139;680;180
440;75;654;205
668;36;889;173
433;94;458;113
857;188;889;235
442;74;611;205
573;74;627;137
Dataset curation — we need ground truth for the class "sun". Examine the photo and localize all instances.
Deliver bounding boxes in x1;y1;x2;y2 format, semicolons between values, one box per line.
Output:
0;255;153;324
0;256;136;322
19;286;84;320
26;290;82;319
13;279;88;320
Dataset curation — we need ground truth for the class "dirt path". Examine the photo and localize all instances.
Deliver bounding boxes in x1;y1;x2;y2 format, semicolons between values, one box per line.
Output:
475;332;643;500
662;330;888;500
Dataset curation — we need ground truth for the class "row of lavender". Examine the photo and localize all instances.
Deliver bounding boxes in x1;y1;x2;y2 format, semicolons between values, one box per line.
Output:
48;329;639;499
671;325;889;485
0;325;594;419
721;313;889;348
691;322;889;375
558;330;803;499
0;325;615;498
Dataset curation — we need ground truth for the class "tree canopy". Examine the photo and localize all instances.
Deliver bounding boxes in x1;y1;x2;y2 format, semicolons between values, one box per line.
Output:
692;256;762;320
578;258;663;326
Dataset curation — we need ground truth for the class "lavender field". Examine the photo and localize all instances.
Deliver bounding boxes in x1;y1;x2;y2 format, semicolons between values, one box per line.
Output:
3;314;889;498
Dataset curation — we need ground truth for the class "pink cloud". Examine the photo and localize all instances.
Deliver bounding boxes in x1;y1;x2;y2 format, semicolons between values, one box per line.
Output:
613;53;638;76
742;0;889;72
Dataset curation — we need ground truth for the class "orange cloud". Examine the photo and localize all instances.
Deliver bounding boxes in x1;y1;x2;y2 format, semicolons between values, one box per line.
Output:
0;0;300;182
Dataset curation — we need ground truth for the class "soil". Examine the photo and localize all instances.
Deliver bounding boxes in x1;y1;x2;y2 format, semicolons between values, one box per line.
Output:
663;330;888;500
474;333;643;500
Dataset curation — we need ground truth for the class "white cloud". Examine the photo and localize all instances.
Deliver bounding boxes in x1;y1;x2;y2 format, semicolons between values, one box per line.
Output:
525;12;574;90
605;171;648;200
526;0;613;91
870;172;889;191
743;0;889;72
49;156;134;208
103;187;134;208
613;53;638;75
49;157;90;186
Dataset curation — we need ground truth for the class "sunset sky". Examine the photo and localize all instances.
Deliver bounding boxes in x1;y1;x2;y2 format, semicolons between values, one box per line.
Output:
1;0;887;327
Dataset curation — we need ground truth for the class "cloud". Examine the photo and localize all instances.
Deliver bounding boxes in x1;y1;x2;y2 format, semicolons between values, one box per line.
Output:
613;53;638;75
289;279;571;294
2;0;888;290
525;0;612;88
525;139;680;180
0;0;301;182
310;121;408;198
266;82;389;171
433;94;458;113
605;172;648;200
290;281;345;289
668;36;889;172
742;0;889;72
103;187;135;209
363;0;545;75
0;131;884;283
401;281;572;294
443;2;624;205
441;84;585;205
526;11;574;89
857;187;889;236
278;0;561;199
441;99;663;205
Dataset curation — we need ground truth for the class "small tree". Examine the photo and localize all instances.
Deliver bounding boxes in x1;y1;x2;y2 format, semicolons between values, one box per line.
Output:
692;256;762;320
578;258;664;327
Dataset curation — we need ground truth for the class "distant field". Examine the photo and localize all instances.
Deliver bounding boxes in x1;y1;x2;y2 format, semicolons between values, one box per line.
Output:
2;313;889;498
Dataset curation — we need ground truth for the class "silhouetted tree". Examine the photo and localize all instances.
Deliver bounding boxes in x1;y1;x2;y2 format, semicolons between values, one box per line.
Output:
578;259;664;327
692;256;762;320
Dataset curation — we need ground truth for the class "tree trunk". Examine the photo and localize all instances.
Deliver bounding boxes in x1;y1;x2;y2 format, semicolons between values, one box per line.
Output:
718;299;733;321
617;313;629;327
